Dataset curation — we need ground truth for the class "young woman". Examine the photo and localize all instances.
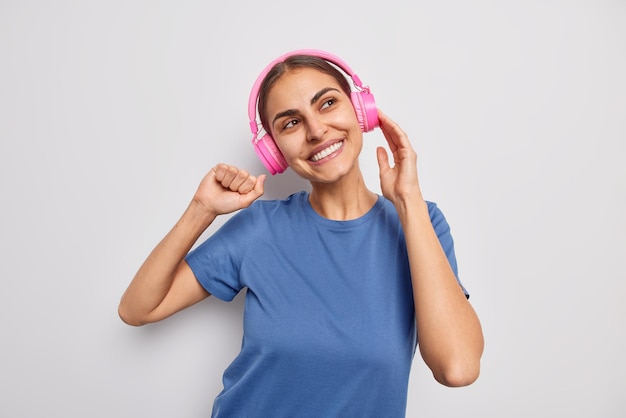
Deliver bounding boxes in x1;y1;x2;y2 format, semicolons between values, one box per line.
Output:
119;50;484;417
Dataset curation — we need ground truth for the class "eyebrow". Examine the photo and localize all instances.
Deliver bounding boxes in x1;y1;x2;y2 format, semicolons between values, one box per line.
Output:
310;87;340;106
271;87;341;127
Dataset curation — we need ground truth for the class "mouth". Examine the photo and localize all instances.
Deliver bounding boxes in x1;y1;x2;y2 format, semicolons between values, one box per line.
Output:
309;140;344;162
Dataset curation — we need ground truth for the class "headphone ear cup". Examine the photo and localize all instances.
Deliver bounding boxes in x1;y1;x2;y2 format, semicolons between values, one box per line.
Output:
252;134;289;175
351;91;379;132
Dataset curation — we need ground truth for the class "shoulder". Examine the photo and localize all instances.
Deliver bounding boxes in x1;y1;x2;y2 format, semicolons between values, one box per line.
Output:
248;190;307;215
425;200;441;215
227;190;307;227
425;200;451;232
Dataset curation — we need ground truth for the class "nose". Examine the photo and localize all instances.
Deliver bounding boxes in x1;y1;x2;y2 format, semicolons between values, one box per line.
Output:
306;117;327;142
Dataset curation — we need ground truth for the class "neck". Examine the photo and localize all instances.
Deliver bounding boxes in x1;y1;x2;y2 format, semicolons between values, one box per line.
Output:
308;167;378;221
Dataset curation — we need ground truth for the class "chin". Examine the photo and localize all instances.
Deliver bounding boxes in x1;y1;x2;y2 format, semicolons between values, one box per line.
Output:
302;162;359;184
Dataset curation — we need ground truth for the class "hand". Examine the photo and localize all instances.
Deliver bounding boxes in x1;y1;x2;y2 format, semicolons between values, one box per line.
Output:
376;109;423;205
192;164;266;217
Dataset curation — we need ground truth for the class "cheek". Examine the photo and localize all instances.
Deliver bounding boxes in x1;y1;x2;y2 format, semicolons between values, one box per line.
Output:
274;137;303;161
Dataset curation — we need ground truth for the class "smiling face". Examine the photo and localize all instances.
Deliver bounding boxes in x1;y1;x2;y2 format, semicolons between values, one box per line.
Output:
264;67;363;184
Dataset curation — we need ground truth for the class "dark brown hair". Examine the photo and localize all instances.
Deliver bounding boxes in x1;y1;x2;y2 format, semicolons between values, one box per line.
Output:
257;55;352;135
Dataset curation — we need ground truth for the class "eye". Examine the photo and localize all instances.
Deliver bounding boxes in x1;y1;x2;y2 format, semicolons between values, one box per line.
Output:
283;119;299;130
320;98;336;110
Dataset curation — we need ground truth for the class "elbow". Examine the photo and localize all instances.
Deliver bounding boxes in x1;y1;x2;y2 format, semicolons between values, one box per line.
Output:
432;359;481;387
117;302;148;327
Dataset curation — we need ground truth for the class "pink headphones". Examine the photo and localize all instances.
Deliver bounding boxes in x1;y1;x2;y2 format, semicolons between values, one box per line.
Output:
248;49;379;174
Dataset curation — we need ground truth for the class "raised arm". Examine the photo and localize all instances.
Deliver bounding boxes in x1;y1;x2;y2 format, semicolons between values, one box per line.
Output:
118;164;265;326
375;110;484;387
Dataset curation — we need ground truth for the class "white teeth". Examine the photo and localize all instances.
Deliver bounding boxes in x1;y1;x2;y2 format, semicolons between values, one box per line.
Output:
311;141;343;162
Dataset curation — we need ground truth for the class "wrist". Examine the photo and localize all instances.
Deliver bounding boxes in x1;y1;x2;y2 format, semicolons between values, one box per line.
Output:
394;188;426;209
394;194;428;222
185;199;218;229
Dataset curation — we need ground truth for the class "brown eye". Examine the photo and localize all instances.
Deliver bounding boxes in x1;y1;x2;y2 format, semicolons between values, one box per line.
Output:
320;98;336;110
284;119;299;129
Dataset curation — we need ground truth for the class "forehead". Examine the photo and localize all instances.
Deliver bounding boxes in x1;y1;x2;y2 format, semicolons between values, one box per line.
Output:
266;68;344;110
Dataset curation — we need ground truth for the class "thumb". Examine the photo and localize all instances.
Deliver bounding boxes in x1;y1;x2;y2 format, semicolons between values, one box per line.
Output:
376;146;391;174
240;174;266;207
251;174;266;200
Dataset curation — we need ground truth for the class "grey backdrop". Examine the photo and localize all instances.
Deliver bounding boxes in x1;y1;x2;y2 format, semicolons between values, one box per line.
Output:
1;1;624;417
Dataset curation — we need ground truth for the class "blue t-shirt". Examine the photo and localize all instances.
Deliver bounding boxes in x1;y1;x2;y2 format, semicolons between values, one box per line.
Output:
186;191;466;417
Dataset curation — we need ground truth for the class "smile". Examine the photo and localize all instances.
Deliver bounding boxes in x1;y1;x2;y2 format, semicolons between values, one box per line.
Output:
310;141;344;162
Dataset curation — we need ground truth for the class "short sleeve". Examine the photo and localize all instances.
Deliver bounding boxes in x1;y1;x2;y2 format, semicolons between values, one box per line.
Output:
426;201;470;298
185;209;255;301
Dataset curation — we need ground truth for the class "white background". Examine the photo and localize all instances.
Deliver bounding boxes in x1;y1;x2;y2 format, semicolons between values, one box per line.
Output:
1;1;624;417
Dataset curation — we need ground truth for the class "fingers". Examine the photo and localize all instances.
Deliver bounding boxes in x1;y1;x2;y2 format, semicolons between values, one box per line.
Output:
377;109;411;152
238;174;265;208
213;164;263;195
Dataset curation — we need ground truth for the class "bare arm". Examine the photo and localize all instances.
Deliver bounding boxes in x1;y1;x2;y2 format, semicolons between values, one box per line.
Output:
118;164;266;326
376;110;484;387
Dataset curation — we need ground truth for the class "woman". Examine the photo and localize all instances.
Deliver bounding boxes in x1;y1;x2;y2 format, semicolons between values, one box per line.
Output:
119;50;484;417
